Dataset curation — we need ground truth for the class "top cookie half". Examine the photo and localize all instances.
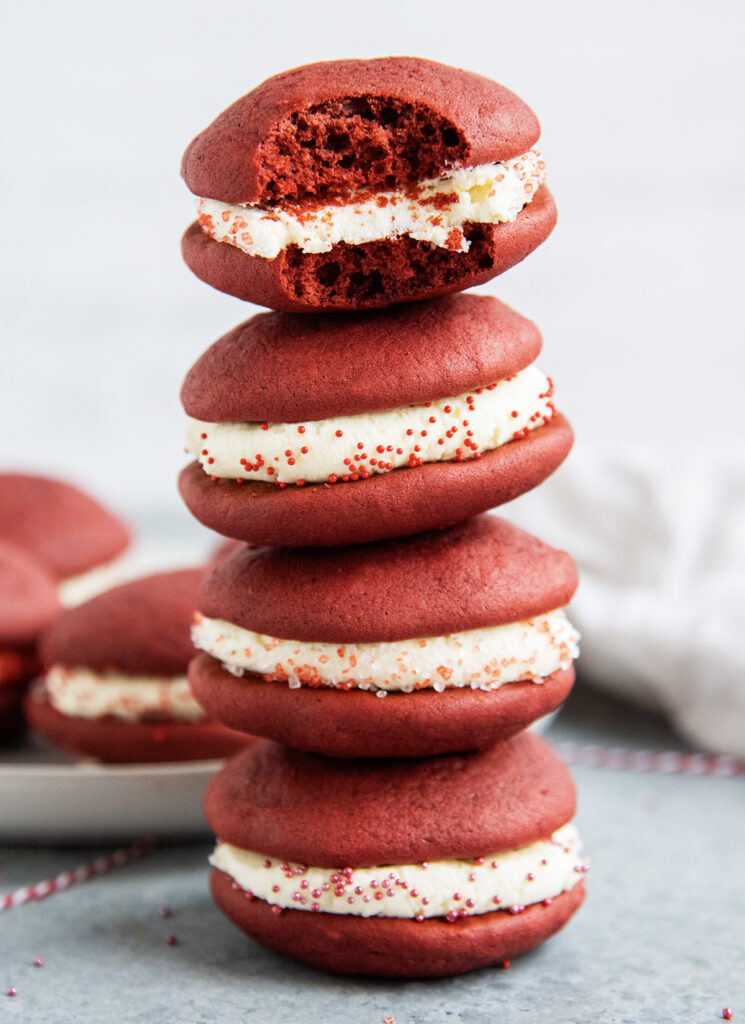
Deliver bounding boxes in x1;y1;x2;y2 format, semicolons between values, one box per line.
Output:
181;58;556;312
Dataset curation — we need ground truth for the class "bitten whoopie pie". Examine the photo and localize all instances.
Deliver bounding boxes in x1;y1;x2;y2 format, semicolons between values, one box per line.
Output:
181;57;557;312
189;515;579;758
205;733;588;977
179;294;572;547
26;570;249;763
0;541;61;741
0;472;131;606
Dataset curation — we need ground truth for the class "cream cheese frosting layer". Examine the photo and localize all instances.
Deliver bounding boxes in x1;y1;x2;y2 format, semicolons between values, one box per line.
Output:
197;149;546;259
192;610;579;694
58;554;131;608
210;822;586;920
45;665;205;722
186;363;555;486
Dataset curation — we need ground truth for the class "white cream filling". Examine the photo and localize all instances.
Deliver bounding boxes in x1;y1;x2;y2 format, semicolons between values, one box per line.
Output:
210;822;586;920
45;665;205;722
58;554;130;607
192;610;579;693
197;149;545;259
186;363;554;486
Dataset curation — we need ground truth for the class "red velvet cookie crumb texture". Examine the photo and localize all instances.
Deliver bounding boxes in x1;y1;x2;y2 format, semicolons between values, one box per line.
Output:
181;57;541;206
180;57;555;311
181;189;557;312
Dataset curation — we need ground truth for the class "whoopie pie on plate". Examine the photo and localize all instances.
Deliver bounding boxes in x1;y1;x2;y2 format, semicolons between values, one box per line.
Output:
0;472;131;606
179;294;572;547
26;569;249;763
181;57;557;312
189;515;579;758
0;541;61;741
205;733;588;977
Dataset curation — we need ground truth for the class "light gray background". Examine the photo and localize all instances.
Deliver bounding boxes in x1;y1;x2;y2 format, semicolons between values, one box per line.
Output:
2;0;744;531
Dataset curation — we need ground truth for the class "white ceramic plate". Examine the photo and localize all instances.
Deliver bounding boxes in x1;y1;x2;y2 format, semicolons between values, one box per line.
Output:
0;735;219;844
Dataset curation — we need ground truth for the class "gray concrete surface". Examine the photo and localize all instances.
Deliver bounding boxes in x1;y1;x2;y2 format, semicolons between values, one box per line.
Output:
1;684;743;1024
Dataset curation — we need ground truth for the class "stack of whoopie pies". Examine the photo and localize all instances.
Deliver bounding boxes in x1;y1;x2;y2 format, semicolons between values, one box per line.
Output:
177;57;587;977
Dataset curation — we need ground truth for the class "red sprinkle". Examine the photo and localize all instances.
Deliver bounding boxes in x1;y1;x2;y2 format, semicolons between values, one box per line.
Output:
723;1011;734;1021
297;425;306;434
260;423;268;431
166;935;178;946
32;957;44;968
335;429;343;437
6;987;17;998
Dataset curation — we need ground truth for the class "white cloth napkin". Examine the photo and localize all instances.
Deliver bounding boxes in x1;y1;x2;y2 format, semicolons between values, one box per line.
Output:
508;442;745;754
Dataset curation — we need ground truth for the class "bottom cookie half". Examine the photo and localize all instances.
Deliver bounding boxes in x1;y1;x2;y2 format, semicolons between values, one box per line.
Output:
189;653;574;758
24;689;251;763
211;868;585;977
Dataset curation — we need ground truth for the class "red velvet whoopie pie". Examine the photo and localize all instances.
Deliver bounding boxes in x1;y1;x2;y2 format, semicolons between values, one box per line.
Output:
205;733;587;977
189;515;579;758
0;541;61;741
26;569;249;763
179;294;572;548
181;57;557;312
